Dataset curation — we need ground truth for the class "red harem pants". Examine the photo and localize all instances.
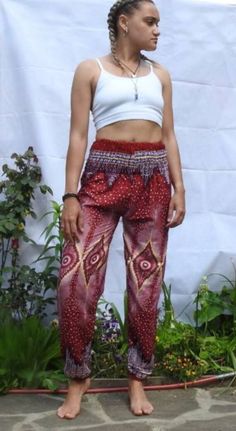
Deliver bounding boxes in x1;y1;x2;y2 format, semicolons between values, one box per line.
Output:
57;138;171;380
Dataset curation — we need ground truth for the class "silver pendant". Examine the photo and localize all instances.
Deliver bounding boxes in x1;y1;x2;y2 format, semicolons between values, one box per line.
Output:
131;75;138;100
133;81;138;100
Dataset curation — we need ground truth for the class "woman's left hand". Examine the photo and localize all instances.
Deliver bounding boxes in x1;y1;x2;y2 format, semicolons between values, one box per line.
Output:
166;189;185;228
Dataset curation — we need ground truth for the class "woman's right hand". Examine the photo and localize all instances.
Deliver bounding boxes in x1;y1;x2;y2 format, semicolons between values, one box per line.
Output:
60;198;84;242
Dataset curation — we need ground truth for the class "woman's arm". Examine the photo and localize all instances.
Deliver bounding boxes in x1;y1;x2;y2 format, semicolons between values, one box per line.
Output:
159;66;185;228
61;60;93;242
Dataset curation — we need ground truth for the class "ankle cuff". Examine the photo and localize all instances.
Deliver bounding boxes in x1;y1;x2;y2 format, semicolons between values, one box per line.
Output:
128;372;146;382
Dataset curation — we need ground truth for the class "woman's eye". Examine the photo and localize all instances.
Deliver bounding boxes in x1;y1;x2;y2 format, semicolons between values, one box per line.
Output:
147;20;159;26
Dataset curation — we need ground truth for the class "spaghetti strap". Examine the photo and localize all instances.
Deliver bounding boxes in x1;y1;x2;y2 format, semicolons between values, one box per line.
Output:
95;58;104;71
144;59;153;74
149;61;154;73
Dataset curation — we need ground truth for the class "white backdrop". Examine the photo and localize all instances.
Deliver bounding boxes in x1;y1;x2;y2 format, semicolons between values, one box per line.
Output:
1;0;236;322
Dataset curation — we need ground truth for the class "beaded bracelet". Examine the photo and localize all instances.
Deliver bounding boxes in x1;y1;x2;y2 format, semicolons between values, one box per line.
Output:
62;192;79;202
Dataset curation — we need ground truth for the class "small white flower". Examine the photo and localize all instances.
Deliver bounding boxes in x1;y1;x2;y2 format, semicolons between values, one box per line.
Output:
50;319;59;327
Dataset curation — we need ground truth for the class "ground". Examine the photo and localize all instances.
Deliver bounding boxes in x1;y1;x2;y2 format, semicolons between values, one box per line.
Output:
1;385;236;430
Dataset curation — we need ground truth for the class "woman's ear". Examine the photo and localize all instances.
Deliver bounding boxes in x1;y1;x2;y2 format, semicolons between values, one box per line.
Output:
117;14;129;34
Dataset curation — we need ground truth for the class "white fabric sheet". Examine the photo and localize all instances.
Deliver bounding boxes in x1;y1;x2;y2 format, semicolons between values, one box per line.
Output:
1;0;236;322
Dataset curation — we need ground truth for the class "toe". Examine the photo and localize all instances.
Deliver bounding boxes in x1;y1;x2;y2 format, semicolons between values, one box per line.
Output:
143;404;154;415
57;408;65;418
133;409;143;416
130;405;143;416
143;409;153;415
63;406;81;420
64;412;75;420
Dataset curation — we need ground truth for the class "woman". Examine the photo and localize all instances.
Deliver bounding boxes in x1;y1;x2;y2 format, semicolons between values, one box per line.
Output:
57;0;185;420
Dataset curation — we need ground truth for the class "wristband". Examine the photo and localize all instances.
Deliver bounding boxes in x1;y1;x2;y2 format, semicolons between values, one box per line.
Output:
62;192;79;202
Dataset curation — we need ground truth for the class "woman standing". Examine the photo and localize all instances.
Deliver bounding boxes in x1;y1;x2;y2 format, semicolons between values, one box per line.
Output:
57;0;185;419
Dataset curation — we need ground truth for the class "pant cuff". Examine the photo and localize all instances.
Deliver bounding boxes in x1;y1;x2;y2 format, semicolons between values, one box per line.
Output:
128;345;154;380
128;372;146;382
64;346;91;379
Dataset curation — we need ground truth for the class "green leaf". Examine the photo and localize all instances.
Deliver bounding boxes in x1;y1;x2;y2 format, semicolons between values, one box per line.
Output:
40;185;53;195
5;222;16;230
2;164;8;173
196;304;224;325
42;378;58;391
229;350;236;370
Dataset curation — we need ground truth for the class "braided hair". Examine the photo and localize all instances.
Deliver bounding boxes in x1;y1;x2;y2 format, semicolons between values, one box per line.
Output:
107;0;155;67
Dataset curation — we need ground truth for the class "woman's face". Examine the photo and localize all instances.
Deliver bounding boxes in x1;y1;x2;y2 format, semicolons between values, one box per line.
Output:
119;2;160;51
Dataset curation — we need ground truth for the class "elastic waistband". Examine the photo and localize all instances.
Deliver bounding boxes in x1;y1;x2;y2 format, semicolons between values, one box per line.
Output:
83;138;170;187
92;138;165;153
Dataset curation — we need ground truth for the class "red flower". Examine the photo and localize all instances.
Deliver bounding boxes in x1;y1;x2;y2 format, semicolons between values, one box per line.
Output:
11;238;19;250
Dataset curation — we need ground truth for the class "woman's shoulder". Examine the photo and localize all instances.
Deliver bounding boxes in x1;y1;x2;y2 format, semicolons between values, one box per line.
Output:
70;58;101;88
74;55;112;71
73;58;98;74
151;61;170;77
150;60;172;87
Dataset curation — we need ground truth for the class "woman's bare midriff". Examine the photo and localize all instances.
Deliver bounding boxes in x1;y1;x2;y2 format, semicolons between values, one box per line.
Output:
95;120;162;143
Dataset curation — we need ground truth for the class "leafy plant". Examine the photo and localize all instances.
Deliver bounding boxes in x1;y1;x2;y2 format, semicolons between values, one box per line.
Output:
36;200;63;271
0;146;52;251
0;265;57;320
0;148;63;319
154;320;204;381
0;316;66;393
161;281;176;327
195;335;236;373
194;271;236;335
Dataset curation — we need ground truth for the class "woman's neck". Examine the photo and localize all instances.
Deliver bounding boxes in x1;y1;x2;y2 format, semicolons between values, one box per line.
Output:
112;43;141;65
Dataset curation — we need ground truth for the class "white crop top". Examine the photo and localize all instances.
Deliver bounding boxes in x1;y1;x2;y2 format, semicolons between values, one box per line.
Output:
91;58;164;131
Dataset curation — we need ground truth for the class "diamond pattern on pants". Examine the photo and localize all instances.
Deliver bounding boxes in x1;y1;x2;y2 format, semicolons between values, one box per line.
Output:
59;241;80;280
83;236;106;284
133;242;158;289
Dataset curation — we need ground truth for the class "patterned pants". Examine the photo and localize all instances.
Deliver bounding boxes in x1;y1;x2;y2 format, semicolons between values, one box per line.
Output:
57;138;171;380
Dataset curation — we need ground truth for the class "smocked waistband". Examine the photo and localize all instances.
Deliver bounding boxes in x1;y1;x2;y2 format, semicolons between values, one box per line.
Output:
92;138;165;153
81;138;170;187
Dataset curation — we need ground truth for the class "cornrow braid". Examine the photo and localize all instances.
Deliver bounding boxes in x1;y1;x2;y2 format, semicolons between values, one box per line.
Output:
107;0;155;69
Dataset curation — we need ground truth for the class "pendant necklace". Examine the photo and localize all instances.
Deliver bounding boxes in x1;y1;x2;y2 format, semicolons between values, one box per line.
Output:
116;57;141;101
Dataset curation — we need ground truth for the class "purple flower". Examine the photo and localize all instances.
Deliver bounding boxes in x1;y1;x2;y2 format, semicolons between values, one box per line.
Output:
114;354;123;363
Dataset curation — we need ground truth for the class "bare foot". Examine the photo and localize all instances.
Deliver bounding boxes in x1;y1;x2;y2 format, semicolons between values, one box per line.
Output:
128;377;154;416
57;377;91;419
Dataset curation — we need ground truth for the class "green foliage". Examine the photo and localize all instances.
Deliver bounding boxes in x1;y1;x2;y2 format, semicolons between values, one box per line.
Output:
154;322;235;380
194;272;236;335
0;148;62;319
0;316;66;393
0;265;57;320
37;200;64;271
161;281;176;326
155;269;236;381
195;334;236;373
0;147;52;241
154;321;205;381
0;148;66;392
